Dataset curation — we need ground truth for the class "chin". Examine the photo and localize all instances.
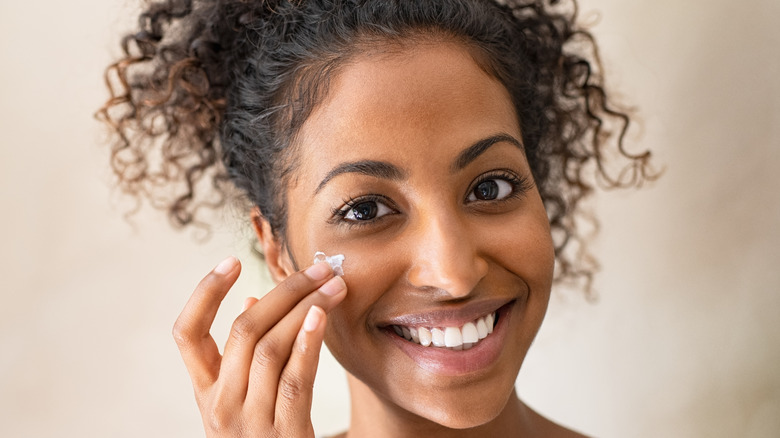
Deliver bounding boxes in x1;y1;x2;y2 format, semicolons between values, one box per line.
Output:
408;385;516;430
338;345;523;432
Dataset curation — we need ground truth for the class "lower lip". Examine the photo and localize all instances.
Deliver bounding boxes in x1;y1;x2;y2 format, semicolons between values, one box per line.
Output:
383;303;514;377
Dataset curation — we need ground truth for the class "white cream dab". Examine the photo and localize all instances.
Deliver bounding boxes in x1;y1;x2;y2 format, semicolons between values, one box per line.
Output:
313;251;345;276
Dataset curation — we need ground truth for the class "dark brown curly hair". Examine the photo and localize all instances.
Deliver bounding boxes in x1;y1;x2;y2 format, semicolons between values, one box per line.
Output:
98;0;654;294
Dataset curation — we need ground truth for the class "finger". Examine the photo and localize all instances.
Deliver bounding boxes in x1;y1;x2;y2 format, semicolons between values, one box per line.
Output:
172;256;241;390
242;296;259;312
215;262;336;402
244;275;346;410
273;305;326;432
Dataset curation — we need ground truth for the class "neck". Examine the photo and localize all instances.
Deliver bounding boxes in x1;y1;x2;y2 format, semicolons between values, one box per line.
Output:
344;373;538;438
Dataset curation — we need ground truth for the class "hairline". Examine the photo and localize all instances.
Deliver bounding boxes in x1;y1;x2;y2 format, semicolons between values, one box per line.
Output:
269;29;516;244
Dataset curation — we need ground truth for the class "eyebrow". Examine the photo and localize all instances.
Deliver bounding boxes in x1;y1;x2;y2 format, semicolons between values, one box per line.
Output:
451;133;524;172
314;160;406;194
314;133;523;195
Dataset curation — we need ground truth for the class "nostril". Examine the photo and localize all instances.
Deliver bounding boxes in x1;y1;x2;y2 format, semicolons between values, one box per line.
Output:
406;252;489;297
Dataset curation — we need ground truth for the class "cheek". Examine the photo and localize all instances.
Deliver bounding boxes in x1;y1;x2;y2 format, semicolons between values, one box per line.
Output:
515;224;555;292
284;210;402;362
479;201;555;291
320;244;402;361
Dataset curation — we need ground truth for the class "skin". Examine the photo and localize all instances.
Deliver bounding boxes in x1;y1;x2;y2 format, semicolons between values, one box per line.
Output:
175;39;587;437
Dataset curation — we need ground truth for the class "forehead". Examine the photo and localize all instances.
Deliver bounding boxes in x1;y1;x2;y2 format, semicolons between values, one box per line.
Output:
293;40;520;186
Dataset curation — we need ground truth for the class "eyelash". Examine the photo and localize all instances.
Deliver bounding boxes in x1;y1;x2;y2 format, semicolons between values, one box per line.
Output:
329;170;532;228
468;169;532;204
329;194;398;228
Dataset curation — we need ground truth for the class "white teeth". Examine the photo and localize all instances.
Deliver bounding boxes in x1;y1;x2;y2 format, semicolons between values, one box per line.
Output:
431;328;446;347
390;311;498;350
476;318;488;340
444;326;462;348
409;327;419;343
462;322;479;344
418;327;432;346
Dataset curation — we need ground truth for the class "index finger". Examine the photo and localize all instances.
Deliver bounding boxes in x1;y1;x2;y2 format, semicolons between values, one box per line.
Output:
219;261;335;365
172;256;241;389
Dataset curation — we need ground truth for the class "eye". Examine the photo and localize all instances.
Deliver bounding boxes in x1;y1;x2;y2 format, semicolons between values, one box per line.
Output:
340;197;395;222
467;178;514;201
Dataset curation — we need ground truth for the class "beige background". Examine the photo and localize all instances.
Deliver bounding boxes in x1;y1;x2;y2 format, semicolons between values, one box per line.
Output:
1;0;778;436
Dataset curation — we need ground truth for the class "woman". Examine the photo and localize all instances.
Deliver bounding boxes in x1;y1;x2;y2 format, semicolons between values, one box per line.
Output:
100;0;652;436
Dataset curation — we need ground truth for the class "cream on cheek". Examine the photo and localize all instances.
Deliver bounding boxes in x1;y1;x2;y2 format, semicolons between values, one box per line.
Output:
275;42;557;428
282;178;554;429
312;251;345;276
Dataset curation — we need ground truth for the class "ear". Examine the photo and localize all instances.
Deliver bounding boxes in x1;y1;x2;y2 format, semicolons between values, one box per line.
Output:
250;207;293;283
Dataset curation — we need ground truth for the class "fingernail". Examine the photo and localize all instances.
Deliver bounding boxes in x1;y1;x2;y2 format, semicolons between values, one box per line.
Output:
304;261;332;281
215;256;237;275
303;306;324;332
242;297;255;312
318;276;346;297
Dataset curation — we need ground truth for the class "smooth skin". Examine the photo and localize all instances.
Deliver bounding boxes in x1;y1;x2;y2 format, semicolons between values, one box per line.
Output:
174;39;587;437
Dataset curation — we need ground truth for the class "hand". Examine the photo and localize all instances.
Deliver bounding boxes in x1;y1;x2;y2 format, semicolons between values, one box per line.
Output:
173;256;348;437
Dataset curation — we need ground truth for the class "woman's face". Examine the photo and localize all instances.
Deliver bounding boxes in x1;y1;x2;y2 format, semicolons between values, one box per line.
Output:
272;40;555;428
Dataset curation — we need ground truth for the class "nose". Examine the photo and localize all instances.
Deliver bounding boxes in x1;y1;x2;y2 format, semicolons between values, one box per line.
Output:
405;210;489;298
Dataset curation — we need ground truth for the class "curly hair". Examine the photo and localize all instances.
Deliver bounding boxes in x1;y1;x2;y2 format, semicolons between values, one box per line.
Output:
98;0;654;294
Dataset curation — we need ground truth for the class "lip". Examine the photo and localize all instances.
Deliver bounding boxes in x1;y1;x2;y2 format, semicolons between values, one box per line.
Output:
379;298;513;329
382;301;514;376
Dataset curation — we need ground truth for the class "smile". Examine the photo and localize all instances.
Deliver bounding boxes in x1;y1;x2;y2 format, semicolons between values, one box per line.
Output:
390;311;497;350
381;301;515;376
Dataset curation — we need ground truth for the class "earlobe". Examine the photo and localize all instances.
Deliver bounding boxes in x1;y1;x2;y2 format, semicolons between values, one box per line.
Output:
250;207;293;283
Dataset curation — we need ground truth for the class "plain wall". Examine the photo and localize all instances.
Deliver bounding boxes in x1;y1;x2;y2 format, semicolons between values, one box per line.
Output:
1;0;778;436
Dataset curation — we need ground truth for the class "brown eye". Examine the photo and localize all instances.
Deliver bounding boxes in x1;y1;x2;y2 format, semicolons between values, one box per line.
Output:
468;179;513;202
343;200;393;221
474;180;498;200
347;201;377;220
